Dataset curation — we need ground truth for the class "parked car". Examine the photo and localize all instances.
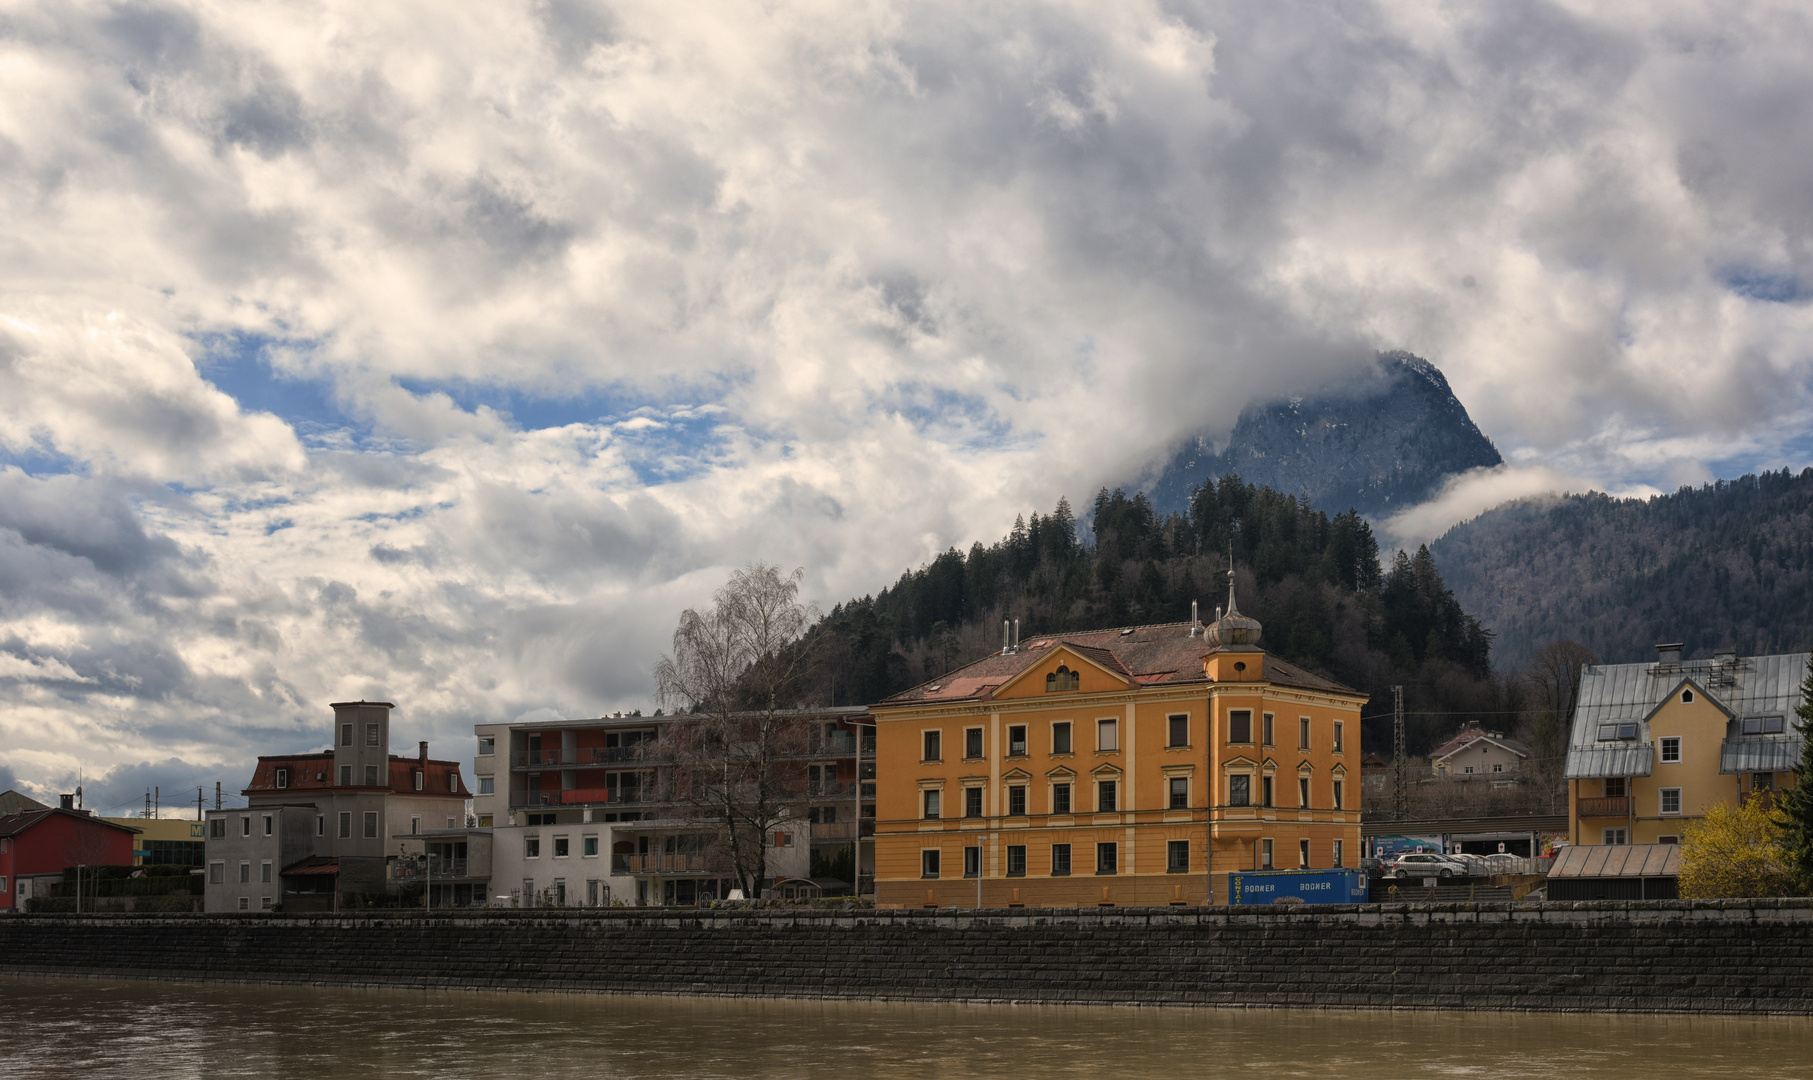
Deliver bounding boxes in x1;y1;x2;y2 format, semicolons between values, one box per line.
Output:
1480;853;1522;873
1448;852;1490;875
1385;852;1469;879
1360;856;1387;876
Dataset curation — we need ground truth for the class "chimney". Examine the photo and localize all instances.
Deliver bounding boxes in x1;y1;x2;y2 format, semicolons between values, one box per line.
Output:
60;794;74;810
419;741;429;763
1655;643;1684;664
1190;599;1201;637
1003;619;1010;654
1012;619;1020;652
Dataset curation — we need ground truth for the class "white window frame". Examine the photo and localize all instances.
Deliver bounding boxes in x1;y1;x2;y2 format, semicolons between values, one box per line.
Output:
583;834;599;858
525;835;541;858
1332;721;1343;753
1603;828;1627;845
554;835;570;858
238;862;250;883
1660;787;1682;815
275;768;288;789
478;777;495;794
1660;737;1681;764
1096;718;1119;752
260;861;272;883
477;737;495;755
1299;717;1311;751
238;896;250;911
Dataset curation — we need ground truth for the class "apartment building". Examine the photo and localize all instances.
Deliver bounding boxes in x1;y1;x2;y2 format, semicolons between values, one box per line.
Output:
871;580;1367;907
1565;644;1808;847
470;707;871;905
203;700;469;911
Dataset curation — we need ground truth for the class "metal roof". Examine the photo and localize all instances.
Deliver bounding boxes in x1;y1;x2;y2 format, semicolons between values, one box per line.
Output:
1720;737;1805;775
1549;843;1681;879
1565;651;1809;779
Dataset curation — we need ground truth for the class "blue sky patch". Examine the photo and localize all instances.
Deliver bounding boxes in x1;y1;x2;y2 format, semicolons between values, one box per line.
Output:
1720;268;1804;304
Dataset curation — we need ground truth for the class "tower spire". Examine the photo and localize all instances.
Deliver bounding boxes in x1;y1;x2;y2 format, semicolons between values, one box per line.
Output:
1225;540;1240;615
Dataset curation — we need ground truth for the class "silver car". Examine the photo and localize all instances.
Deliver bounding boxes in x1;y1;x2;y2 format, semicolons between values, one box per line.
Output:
1388;852;1468;879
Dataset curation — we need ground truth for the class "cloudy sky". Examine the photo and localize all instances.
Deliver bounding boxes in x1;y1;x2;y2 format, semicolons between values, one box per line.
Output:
3;0;1811;812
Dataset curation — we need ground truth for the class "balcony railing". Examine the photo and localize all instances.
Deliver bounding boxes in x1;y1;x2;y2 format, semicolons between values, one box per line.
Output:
391;857;469;880
808;821;875;841
1577;796;1631;817
518;788;666;807
618;853;729;875
513;747;652;768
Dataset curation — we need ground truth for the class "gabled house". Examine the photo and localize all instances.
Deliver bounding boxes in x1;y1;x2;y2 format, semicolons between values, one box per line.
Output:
0;799;140;910
1431;724;1532;784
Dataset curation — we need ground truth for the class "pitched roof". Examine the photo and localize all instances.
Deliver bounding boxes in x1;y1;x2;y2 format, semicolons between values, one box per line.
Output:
0;808;141;838
879;619;1363;706
1431;725;1533;762
0;790;48;816
244;754;467;797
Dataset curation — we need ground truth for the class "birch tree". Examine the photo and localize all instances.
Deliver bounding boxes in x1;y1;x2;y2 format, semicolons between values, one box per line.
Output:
653;563;819;898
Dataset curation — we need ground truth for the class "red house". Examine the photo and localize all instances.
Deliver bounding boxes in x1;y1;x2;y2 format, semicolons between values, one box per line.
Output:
0;801;140;910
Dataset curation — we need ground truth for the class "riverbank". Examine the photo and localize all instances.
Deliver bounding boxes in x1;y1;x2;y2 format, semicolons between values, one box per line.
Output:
4;899;1811;1014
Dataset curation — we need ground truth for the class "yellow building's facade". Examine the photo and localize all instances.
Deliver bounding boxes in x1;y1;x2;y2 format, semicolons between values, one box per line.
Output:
1565;646;1807;847
872;593;1366;907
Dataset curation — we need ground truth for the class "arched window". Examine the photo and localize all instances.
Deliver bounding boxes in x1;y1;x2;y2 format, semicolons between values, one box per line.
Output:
1046;665;1078;692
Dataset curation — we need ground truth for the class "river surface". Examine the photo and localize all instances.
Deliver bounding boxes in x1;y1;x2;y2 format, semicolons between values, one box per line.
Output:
1;975;1808;1078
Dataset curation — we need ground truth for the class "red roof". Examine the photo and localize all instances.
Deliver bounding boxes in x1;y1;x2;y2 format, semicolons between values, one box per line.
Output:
880;619;1362;706
0;808;140;839
244;754;466;797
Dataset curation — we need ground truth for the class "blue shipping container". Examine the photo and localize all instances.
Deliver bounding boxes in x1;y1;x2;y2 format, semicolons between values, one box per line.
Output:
1227;869;1368;905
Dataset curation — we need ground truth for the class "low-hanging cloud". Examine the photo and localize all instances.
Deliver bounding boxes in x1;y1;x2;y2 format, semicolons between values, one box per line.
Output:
2;0;1812;798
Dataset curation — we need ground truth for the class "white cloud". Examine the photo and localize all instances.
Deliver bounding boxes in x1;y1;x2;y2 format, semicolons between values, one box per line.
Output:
1;0;1812;794
1379;464;1661;550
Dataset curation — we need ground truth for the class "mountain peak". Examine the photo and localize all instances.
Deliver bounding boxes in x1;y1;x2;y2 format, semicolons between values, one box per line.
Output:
1143;352;1500;520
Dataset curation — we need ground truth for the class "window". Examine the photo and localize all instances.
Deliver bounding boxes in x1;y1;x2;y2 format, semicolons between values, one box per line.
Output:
1682;689;1694;703
583;835;598;857
1299;717;1311;750
963;846;981;878
341;723;353;746
261;861;272;883
1261;838;1274;869
1660;737;1681;763
1168;777;1188;809
478;777;495;795
771;831;793;848
1007;845;1026;877
1464;766;1475;774
965;728;985;759
478;737;495;755
316;815;324;837
210;818;225;838
1052;722;1072;755
339;765;352;786
1167;840;1190;873
239;862;250;883
923;790;941;820
922;731;942;762
209;861;224;884
1051;844;1072;876
1492;764;1504;773
1603;777;1628;798
525;836;541;858
1333;839;1344;868
1097;718;1118;752
364;765;379;786
1168;714;1188;748
1097;780;1117;812
363;811;378;838
414;771;424;791
1660;788;1682;815
261;896;273;910
1046;665;1079;692
1262;714;1274;746
1095;842;1118;875
241;816;251;837
275;768;288;789
1658;835;1681;845
1597;723;1639;741
1333;722;1344;753
1229;710;1252;744
338;812;351;839
1333;780;1344;810
1298;777;1310;808
964;787;984;818
922;850;940;879
1008;785;1027;816
1052;783;1071;815
1603;828;1627;845
238;896;250;911
1742;716;1788;735
1262;775;1274;807
365;723;380;746
1008;725;1027;756
550;836;569;858
1754;772;1776;792
1229;774;1250;807
1299;839;1310;868
0;876;7;893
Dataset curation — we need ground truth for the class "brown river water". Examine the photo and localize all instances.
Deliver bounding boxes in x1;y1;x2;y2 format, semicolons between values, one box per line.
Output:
1;975;1808;1078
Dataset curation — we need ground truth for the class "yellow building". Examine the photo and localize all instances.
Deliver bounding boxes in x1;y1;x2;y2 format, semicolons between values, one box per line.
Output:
99;816;208;867
871;582;1366;907
1565;644;1808;846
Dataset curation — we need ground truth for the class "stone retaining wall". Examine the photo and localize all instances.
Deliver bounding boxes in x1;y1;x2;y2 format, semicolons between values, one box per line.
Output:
4;899;1810;1013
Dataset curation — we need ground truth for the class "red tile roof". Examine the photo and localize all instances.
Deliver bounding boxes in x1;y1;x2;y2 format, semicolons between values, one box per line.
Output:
244;754;466;797
880;619;1363;706
0;808;141;838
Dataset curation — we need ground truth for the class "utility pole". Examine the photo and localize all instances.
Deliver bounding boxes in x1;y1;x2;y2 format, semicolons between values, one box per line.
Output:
145;789;152;820
1392;686;1407;822
196;787;203;821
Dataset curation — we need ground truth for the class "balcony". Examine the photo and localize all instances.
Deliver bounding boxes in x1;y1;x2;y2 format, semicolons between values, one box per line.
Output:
515;788;667;808
809;821;875;841
1577;796;1631;818
803;733;875;759
391;857;471;880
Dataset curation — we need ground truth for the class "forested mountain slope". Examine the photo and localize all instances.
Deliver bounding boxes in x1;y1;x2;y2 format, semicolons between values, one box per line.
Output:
1143;352;1502;521
802;479;1508;756
1431;468;1813;670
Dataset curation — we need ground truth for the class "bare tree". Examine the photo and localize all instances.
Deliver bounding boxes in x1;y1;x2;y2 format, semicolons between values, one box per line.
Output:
653;564;820;898
1518;640;1599;813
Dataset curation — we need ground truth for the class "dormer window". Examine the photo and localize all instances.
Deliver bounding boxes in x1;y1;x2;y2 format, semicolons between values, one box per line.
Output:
1595;723;1639;741
1046;665;1079;692
1741;716;1786;736
274;768;288;789
414;771;424;791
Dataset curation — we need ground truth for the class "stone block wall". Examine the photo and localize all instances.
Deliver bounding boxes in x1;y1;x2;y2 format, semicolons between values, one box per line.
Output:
3;899;1811;1014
